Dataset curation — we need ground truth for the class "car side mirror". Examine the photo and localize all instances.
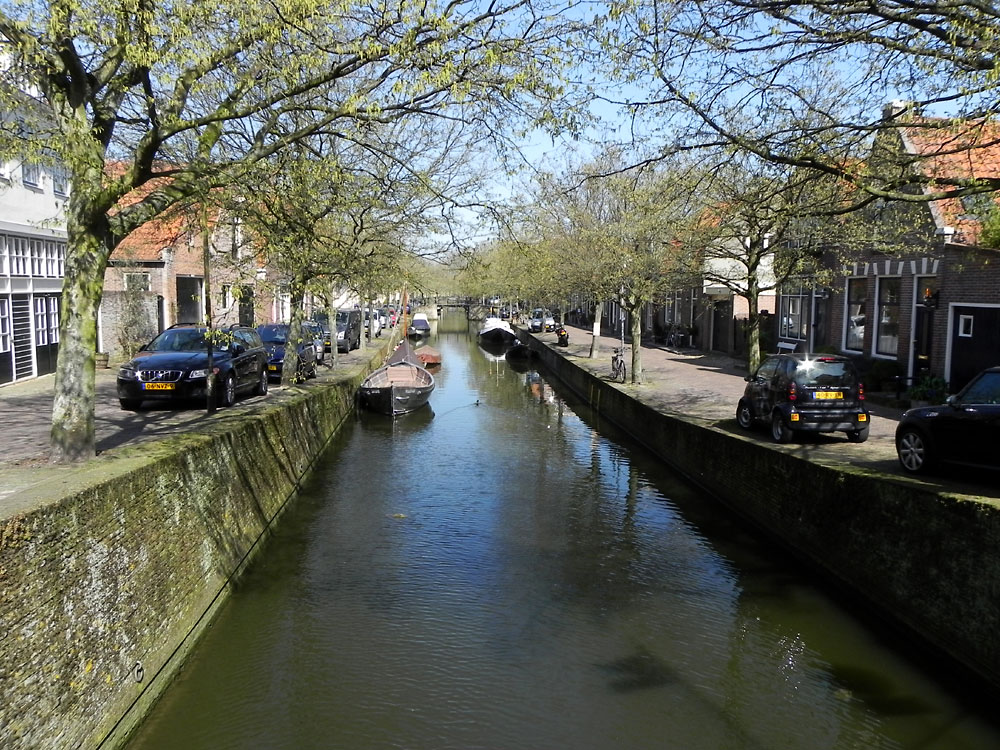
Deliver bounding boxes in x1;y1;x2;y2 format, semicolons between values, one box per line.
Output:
744;374;752;382
946;394;959;408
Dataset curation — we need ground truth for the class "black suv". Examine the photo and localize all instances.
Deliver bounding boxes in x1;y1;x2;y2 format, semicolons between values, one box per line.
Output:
737;353;870;443
116;324;268;410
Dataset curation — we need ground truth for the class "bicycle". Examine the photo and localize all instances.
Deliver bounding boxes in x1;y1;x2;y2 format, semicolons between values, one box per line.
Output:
610;346;627;383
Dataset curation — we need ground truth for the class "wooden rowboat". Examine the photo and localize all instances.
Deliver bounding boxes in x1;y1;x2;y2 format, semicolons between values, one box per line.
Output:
359;361;435;415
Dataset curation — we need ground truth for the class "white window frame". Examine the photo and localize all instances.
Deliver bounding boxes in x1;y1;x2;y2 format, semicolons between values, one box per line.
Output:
22;162;40;187
34;297;47;345
0;298;10;352
843;277;866;352
958;315;974;338
9;236;28;276
875;276;901;357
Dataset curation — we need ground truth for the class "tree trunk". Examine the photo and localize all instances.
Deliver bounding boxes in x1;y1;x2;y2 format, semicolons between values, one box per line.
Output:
745;285;763;373
50;228;109;463
327;293;338;368
589;300;604;359
629;304;643;385
281;279;305;386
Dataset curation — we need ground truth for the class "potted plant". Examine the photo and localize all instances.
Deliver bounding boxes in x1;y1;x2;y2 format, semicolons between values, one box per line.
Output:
906;373;949;407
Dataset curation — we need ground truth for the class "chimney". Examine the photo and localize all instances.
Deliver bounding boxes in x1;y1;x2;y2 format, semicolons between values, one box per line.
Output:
883;100;920;121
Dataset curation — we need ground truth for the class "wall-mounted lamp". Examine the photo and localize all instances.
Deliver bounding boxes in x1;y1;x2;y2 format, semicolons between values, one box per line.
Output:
922;289;940;309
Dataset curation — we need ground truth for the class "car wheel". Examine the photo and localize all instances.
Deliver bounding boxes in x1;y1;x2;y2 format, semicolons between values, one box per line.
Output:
219;372;237;407
771;411;793;443
897;427;932;473
120;398;142;411
307;361;317;379
736;399;755;430
846;425;870;443
254;367;269;396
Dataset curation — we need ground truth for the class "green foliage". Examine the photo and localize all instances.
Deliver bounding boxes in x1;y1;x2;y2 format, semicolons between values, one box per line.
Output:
907;373;949;404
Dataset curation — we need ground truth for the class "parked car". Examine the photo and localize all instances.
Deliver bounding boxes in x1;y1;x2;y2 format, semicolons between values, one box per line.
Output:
116;324;268;410
736;353;870;443
257;324;318;381
896;366;1000;474
336;309;362;353
364;309;383;338
529;308;556;332
302;320;326;364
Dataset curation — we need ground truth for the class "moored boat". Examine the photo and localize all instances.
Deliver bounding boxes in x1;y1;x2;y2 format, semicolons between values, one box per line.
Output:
359;361;435;415
407;313;431;339
478;317;517;345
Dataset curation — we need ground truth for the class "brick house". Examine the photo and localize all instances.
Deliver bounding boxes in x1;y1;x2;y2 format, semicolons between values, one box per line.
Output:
773;113;1000;392
99;202;285;360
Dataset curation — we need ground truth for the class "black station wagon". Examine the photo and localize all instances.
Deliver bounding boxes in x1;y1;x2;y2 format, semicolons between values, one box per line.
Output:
737;353;870;443
116;324;268;410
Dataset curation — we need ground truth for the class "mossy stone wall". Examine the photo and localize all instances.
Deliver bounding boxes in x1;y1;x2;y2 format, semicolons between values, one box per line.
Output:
528;337;1000;689
0;346;383;749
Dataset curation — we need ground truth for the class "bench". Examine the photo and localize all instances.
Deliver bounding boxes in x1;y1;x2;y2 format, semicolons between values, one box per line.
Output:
776;341;797;354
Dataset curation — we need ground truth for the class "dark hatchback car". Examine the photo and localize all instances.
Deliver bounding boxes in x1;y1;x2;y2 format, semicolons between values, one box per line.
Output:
896;366;1000;474
117;324;268;410
737;353;870;443
257;323;317;381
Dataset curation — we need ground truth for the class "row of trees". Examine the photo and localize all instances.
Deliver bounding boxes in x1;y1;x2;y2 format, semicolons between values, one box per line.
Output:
462;145;908;382
4;0;999;458
0;0;588;461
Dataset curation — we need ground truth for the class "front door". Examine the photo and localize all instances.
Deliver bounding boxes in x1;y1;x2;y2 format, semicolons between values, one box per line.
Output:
913;306;933;377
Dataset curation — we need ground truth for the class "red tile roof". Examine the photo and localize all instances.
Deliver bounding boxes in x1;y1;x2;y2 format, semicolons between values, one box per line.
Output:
899;118;1000;245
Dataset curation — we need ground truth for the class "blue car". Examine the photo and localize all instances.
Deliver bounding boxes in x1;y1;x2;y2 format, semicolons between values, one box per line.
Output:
257;324;317;382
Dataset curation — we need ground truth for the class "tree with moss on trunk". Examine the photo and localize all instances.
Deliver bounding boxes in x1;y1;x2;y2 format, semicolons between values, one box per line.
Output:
0;0;587;461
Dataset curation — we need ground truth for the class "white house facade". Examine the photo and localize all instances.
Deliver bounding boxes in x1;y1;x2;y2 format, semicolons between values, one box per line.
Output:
0;157;68;385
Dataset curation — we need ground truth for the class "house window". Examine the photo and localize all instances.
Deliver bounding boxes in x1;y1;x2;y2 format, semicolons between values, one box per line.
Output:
52;167;69;196
0;236;7;276
9;236;28;276
29;239;44;276
44;241;64;277
0;298;10;352
875;277;900;356
779;282;809;340
22;162;40;187
844;277;866;351
221;284;234;308
959;315;974;337
34;297;47;345
47;296;59;344
123;272;151;291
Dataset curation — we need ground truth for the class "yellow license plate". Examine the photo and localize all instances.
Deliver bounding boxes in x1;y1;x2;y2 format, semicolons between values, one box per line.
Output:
813;391;843;400
143;382;175;391
268;365;278;371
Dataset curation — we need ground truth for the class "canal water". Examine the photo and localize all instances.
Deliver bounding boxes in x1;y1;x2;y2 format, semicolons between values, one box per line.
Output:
128;318;1000;750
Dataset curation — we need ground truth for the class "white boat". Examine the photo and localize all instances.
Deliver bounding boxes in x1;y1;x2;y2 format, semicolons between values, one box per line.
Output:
478;317;517;345
407;312;431;338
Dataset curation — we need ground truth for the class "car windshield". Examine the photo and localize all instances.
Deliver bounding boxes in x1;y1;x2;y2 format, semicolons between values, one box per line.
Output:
793;359;856;388
257;325;289;344
145;328;223;353
962;371;1000;404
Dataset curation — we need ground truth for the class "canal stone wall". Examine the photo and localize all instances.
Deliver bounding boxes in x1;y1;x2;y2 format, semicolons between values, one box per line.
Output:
526;336;1000;690
0;343;388;749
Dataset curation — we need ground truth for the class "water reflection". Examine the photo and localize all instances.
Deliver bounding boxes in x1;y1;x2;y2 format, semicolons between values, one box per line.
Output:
127;318;1000;750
